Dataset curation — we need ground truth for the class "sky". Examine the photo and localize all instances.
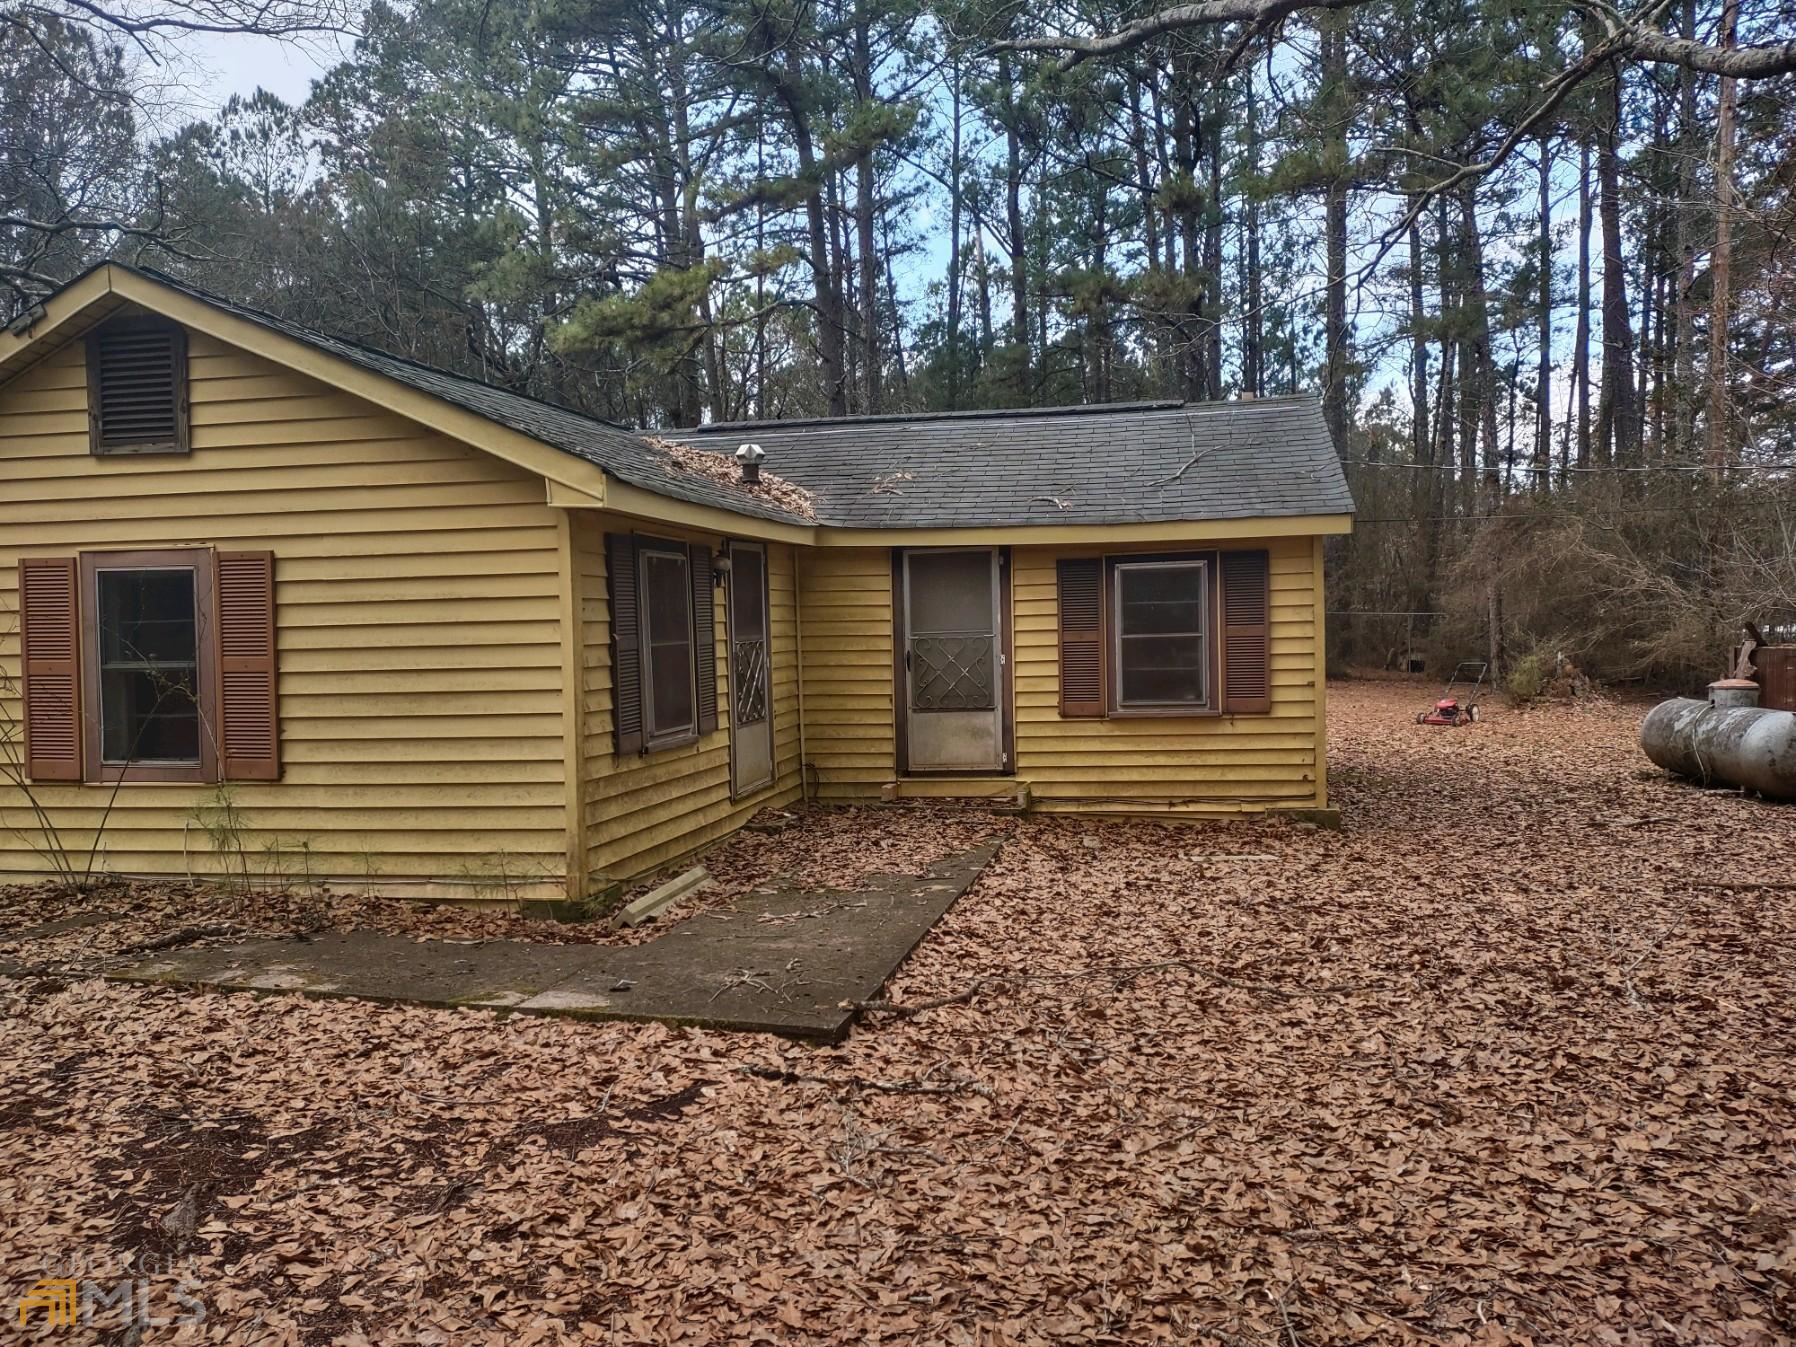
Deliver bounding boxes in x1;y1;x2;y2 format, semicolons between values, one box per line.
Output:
161;30;347;124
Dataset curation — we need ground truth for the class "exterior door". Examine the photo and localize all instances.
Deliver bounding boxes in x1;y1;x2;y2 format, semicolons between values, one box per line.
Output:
900;548;1005;773
727;542;774;796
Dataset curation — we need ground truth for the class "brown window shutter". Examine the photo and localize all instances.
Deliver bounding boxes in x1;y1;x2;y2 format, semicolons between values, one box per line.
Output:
1057;557;1105;718
215;551;281;779
606;532;644;755
1220;548;1272;714
87;322;189;455
689;543;718;735
19;556;82;781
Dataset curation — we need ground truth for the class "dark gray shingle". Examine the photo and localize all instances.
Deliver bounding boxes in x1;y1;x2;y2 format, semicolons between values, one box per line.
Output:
681;398;1354;527
127;266;1353;530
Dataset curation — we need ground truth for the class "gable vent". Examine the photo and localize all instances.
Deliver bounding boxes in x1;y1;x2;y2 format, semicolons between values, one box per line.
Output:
87;322;188;455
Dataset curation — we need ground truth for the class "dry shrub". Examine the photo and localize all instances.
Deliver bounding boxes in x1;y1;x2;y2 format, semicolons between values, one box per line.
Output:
1443;475;1796;691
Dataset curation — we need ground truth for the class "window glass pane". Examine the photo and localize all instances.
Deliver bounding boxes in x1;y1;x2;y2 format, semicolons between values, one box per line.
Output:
1118;635;1206;704
643;552;691;643
97;568;200;763
648;641;694;734
1117;564;1205;636
730;548;765;640
907;551;993;635
641;550;695;737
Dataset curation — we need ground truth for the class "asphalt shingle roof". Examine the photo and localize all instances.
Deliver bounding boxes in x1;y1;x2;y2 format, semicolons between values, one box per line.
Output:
681;398;1354;528
127;266;1352;530
134;266;812;527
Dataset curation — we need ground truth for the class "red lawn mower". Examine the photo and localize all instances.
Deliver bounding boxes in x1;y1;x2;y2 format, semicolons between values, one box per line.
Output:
1416;661;1489;726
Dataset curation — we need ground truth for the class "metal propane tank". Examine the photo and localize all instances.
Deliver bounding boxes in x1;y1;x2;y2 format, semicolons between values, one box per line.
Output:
1640;696;1796;800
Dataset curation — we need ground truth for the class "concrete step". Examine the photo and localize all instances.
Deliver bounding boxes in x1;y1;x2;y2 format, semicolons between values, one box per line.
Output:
882;778;1031;810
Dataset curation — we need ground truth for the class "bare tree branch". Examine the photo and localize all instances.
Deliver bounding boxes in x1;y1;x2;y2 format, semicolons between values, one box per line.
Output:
989;0;1796;78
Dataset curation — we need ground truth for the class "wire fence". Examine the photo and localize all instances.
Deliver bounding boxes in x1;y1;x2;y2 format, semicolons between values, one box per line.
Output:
1328;609;1447;674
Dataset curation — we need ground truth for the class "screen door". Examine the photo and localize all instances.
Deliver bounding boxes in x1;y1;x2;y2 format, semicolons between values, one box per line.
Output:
727;542;773;795
901;548;1003;773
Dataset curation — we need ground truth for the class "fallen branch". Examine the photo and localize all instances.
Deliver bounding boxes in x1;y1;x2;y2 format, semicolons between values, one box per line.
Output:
120;922;251;954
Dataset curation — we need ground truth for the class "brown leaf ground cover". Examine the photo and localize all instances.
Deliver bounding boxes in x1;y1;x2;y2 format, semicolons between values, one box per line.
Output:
0;805;1005;972
2;680;1793;1345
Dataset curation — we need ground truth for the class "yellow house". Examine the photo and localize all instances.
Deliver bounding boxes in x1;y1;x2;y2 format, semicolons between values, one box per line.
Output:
0;264;1353;905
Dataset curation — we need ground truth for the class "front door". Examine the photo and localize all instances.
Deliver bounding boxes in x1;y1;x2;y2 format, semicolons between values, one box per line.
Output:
727;542;774;796
900;548;1005;773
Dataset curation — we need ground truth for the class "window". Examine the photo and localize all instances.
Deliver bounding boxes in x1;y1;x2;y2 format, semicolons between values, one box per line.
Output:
86;319;189;456
641;544;697;743
1112;559;1209;709
605;532;719;756
97;567;202;764
17;548;280;784
1056;549;1271;719
79;550;215;782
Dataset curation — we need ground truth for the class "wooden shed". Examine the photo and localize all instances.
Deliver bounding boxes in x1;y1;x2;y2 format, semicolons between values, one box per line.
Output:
0;264;1354;904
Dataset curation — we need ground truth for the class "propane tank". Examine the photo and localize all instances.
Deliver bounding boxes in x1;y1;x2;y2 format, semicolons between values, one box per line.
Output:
1640;697;1796;800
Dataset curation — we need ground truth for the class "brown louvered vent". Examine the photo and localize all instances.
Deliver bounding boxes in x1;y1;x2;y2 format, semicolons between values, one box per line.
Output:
1057;557;1105;717
87;321;188;455
215;551;280;779
1220;548;1271;713
20;557;82;780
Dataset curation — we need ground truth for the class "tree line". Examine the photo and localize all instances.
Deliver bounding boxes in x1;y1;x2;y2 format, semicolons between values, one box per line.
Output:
4;0;1794;684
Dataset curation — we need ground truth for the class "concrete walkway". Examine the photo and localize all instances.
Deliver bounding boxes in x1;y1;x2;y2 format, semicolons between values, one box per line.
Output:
109;841;999;1041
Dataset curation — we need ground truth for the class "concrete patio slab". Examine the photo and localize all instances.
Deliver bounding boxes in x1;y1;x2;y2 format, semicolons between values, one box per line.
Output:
107;840;1000;1040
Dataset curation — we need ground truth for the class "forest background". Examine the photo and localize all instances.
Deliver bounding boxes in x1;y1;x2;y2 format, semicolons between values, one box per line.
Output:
6;0;1795;688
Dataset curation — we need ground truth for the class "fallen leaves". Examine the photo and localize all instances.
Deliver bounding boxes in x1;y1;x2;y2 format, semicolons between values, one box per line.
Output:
0;681;1793;1344
645;435;819;522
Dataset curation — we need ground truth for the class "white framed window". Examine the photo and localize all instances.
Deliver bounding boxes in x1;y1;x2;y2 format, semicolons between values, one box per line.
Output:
1110;558;1209;710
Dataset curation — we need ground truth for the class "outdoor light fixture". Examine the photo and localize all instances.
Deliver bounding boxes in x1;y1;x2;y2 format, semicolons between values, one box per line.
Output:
735;442;766;484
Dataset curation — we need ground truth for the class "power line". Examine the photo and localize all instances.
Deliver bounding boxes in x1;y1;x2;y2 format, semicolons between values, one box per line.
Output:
1352;503;1705;524
1344;458;1796;474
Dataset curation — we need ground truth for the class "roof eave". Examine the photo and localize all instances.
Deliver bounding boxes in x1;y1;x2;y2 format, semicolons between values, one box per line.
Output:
813;512;1353;546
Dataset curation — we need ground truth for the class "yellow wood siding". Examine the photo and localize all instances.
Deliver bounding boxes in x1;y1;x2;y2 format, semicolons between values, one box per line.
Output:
795;539;1326;813
575;515;801;883
1012;538;1324;811
796;548;894;798
0;329;568;890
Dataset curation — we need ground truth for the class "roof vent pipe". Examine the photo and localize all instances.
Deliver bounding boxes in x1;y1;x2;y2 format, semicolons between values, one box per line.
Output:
736;442;766;484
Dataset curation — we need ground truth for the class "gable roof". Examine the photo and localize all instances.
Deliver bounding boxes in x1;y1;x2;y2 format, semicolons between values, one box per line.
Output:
125;267;817;529
5;264;1353;534
681;398;1352;528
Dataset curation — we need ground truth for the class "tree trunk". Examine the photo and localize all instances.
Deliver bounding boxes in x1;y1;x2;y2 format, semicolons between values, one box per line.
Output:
1320;11;1351;457
1243;74;1264;398
1595;63;1638;465
1707;0;1739;469
945;61;963;410
1408;203;1429;466
1672;0;1699;455
1203;84;1225;399
1130;74;1166;390
880;205;910;400
1534;136;1552;489
1170;76;1202;401
777;50;847;417
852;1;880;413
999;53;1028;370
1574;139;1593;469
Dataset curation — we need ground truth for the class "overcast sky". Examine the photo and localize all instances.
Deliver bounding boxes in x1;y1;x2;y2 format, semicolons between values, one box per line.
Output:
162;30;349;124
